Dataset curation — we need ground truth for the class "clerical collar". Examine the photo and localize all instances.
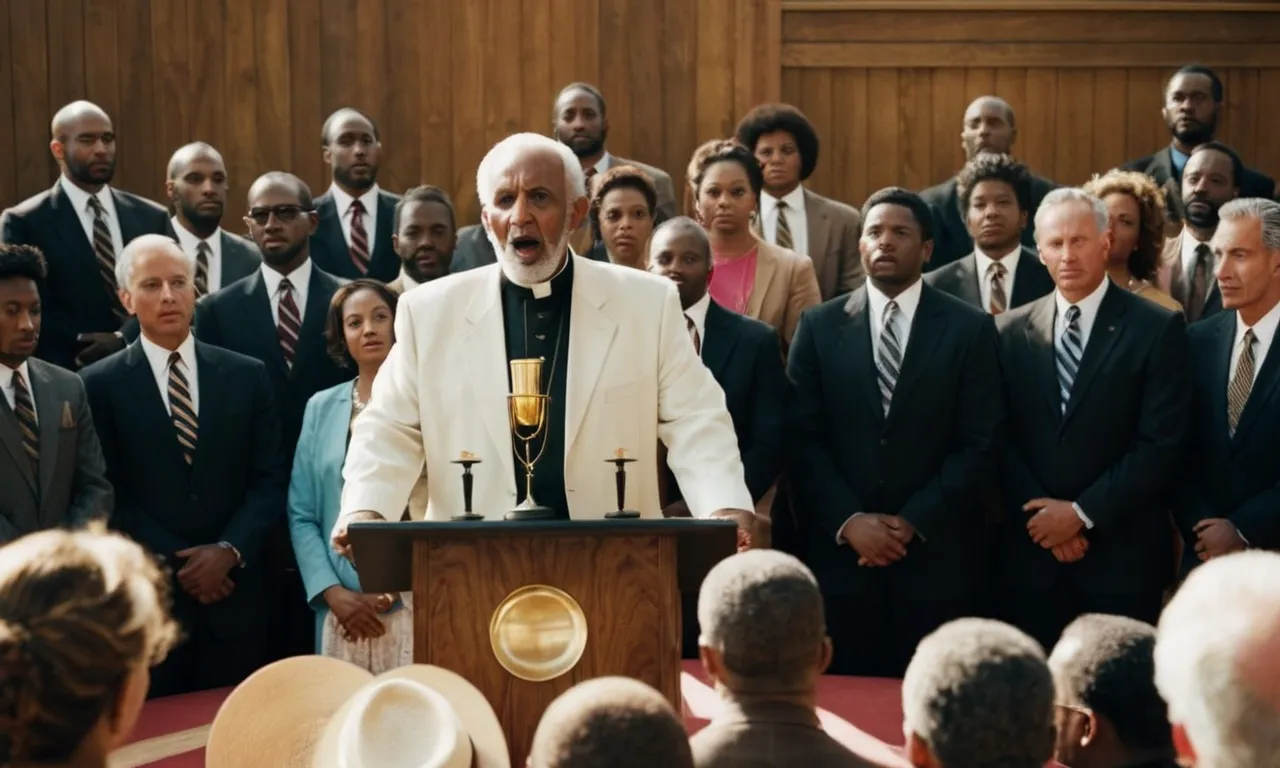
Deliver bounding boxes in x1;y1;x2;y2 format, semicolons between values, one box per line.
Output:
501;253;575;303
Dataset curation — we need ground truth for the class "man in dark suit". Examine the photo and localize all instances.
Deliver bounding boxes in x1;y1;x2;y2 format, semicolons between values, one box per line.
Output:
449;223;497;273
0;245;112;541
1176;198;1280;571
82;235;285;696
0;101;169;370
164;142;261;296
926;153;1055;313
308;109;401;282
788;188;1004;677
920;96;1057;271
387;185;457;294
1122;65;1278;230
997;188;1190;652
195;172;351;659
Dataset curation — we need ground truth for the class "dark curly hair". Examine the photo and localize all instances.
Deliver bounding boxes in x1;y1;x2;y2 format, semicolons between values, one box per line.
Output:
0;244;48;293
324;279;400;367
687;139;765;203
589;165;658;234
734;104;820;182
956;153;1033;213
1083;170;1168;282
861;187;934;242
0;524;179;765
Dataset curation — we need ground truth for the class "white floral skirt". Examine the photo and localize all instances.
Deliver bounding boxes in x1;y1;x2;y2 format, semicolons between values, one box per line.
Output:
320;592;415;674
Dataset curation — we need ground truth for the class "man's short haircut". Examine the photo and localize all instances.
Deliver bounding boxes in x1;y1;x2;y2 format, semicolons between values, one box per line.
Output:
321;107;380;146
698;550;825;695
860;187;934;242
650;216;712;265
115;234;193;291
528;677;693;768
476;133;586;210
248;171;314;211
734;104;821;182
166;141;224;180
1168;64;1223;103
394;185;457;233
956;153;1033;213
1189;140;1245;189
903;618;1055;768
1050;614;1173;754
1219;198;1280;251
0;245;48;292
967;95;1017;130
554;82;607;118
1034;187;1108;238
1155;551;1280;768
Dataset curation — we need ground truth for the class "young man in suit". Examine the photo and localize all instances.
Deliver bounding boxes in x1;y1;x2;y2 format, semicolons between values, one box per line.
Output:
387;185;457;294
919;96;1057;270
1176;198;1280;569
0;101;169;370
195;172;351;659
309;109;401;282
0;244;112;541
925;153;1055;314
787;187;1004;677
165;142;261;296
735;103;865;301
997;188;1190;652
81;235;285;696
1122;65;1278;229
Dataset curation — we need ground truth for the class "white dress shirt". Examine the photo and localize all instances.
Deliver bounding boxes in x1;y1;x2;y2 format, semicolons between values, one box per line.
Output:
139;333;199;416
0;361;35;423
59;175;123;256
1230;300;1280;386
684;291;711;356
329;183;381;250
590;151;613;178
973;244;1022;311
261;259;313;323
1053;278;1111;529
867;277;923;370
1179;228;1217;290
760;185;809;256
396;268;421;292
170;218;224;292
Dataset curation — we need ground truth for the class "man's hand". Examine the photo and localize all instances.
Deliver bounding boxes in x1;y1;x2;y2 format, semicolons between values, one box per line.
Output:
175;545;239;604
661;501;692;518
75;332;126;368
1025;498;1084;549
331;510;387;561
1194;518;1246;561
842;514;907;567
1051;535;1089;563
710;508;756;551
323;585;386;641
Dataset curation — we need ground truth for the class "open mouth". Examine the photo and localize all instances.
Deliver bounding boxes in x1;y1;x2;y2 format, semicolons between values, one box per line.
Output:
510;236;542;261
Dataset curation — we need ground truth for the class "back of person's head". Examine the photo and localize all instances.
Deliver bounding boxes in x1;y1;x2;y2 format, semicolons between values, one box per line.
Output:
1049;614;1173;765
902;618;1054;768
527;677;692;768
0;525;178;765
697;550;828;696
1155;551;1280;768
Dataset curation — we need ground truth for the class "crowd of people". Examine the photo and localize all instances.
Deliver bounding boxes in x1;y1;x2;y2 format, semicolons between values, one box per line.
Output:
0;60;1278;766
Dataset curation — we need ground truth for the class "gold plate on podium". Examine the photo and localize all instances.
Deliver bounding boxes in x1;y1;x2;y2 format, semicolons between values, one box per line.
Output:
489;585;588;682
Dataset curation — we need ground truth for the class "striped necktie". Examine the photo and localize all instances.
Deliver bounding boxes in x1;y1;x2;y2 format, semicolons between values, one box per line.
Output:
195;241;211;297
167;352;198;466
86;196;126;321
988;261;1008;315
1056;305;1083;413
277;278;301;368
686;314;701;355
876;300;903;414
349;199;371;275
1227;329;1256;435
11;369;39;477
775;200;794;251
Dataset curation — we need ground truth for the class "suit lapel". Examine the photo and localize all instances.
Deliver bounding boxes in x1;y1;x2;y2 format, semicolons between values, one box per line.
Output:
1024;295;1062;419
945;181;974;254
244;272;290;378
746;242;779;319
1232;320;1280;447
804;190;831;273
188;343;224;481
0;390;36;495
1063;285;1128;426
463;273;517;485
28;362;64;502
564;262;619;457
841;289;885;425
111;190;145;242
885;285;945;431
316;196;348;272
293;270;334;375
373;192;398;276
953;255;982;307
1207;314;1234;445
1011;247;1053;307
700;301;739;380
124;343;189;469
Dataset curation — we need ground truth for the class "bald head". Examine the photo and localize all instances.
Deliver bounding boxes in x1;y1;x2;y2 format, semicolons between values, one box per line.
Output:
650;217;710;262
50;101;116;188
962;96;1017;160
51;100;111;141
247;171;313;211
528;677;693;768
167;142;224;180
116;235;189;291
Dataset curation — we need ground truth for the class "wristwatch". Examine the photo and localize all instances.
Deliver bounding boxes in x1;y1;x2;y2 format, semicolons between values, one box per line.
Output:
217;541;244;568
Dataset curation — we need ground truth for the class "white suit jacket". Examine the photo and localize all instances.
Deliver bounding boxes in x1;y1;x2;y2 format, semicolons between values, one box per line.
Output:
341;256;753;521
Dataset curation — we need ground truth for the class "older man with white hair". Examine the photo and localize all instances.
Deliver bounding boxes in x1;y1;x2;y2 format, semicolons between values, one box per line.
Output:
1155;550;1280;767
335;133;753;536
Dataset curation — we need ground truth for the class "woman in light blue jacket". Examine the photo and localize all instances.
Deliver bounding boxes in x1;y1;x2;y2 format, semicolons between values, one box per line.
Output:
288;279;424;672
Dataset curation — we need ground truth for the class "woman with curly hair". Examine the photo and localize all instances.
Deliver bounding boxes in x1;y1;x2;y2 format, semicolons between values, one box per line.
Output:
1083;170;1182;312
0;524;179;768
587;165;663;270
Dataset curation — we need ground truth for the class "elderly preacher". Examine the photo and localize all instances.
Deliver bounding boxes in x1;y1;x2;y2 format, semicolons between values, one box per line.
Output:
335;133;753;540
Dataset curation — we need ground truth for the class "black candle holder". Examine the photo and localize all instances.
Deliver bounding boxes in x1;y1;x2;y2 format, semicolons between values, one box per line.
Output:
450;457;484;521
604;455;640;519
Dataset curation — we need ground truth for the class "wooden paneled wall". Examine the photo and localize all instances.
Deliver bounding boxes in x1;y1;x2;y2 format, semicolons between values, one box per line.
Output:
1;0;1277;226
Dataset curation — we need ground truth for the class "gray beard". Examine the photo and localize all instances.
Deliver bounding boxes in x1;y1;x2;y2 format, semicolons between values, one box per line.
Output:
488;225;573;287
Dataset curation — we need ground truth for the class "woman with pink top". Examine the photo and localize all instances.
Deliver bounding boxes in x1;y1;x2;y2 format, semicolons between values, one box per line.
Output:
686;139;821;350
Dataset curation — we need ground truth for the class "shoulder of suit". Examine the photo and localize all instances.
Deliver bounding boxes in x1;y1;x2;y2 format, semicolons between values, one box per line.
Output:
195;340;268;374
26;357;82;387
1117;283;1180;324
612;156;673;185
313;265;349;290
400;262;496;309
1188;311;1230;340
113;189;168;215
580;255;672;295
757;239;807;266
2;187;57;217
918;177;957;204
924;281;988;322
1119;153;1156;172
77;347;130;382
924;256;967;283
996;293;1046;330
306;379;353;411
804;188;861;219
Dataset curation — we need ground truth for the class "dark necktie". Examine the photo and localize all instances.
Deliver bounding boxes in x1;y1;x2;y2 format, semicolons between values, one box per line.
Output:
1056;305;1083;413
1227;329;1257;436
86;196;126;322
277;278;301;368
988;262;1008;315
1189;243;1211;321
775;200;794;251
167;352;198;465
195;241;211;297
12;370;39;477
685;314;701;355
349;199;371;275
876;301;903;414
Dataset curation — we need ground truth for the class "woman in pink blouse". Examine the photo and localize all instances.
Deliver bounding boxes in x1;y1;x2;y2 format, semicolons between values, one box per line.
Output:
687;139;820;348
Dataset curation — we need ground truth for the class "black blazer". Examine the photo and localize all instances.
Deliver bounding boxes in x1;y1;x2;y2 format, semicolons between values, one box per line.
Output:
309;188;401;282
787;283;1004;595
1176;311;1280;560
450;224;497;273
666;300;786;504
996;284;1190;597
924;246;1055;312
919;173;1058;271
80;340;286;632
163;222;263;290
193;265;352;460
1;183;170;369
1122;147;1277;225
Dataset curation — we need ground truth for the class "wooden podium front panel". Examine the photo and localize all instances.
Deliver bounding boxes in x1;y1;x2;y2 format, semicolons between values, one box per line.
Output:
412;533;680;765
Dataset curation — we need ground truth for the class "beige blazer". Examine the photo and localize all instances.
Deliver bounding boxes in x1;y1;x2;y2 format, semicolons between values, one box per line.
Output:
746;240;823;348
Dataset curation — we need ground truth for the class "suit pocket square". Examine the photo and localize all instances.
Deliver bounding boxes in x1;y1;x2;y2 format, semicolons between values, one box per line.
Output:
60;402;75;429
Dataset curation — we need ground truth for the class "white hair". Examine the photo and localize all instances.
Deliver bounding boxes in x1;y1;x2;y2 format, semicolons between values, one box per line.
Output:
1155;551;1280;768
1034;187;1109;240
475;132;586;210
115;234;193;291
1219;198;1280;251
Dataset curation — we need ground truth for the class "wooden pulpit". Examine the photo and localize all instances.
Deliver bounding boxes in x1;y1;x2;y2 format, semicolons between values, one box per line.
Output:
347;519;737;765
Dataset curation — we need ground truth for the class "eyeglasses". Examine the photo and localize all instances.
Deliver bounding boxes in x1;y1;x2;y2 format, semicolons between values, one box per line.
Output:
246;205;311;225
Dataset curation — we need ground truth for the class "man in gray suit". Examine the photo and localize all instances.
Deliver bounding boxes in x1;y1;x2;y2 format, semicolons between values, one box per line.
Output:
0;244;112;541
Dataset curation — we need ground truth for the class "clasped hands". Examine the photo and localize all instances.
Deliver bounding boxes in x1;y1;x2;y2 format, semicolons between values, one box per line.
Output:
1023;498;1088;563
323;585;396;642
1192;518;1246;561
841;514;915;567
175;544;240;604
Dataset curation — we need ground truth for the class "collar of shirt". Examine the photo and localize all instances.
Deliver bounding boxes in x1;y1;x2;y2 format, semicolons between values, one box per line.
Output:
1180;227;1215;276
59;175;118;220
590;151;613;177
760;185;806;219
684;290;712;346
397;267;420;291
329;182;381;221
974;244;1022;281
170;218;223;260
1234;299;1280;360
1170;144;1190;178
261;258;314;304
1054;277;1110;344
866;277;923;336
0;359;31;393
139;332;198;409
